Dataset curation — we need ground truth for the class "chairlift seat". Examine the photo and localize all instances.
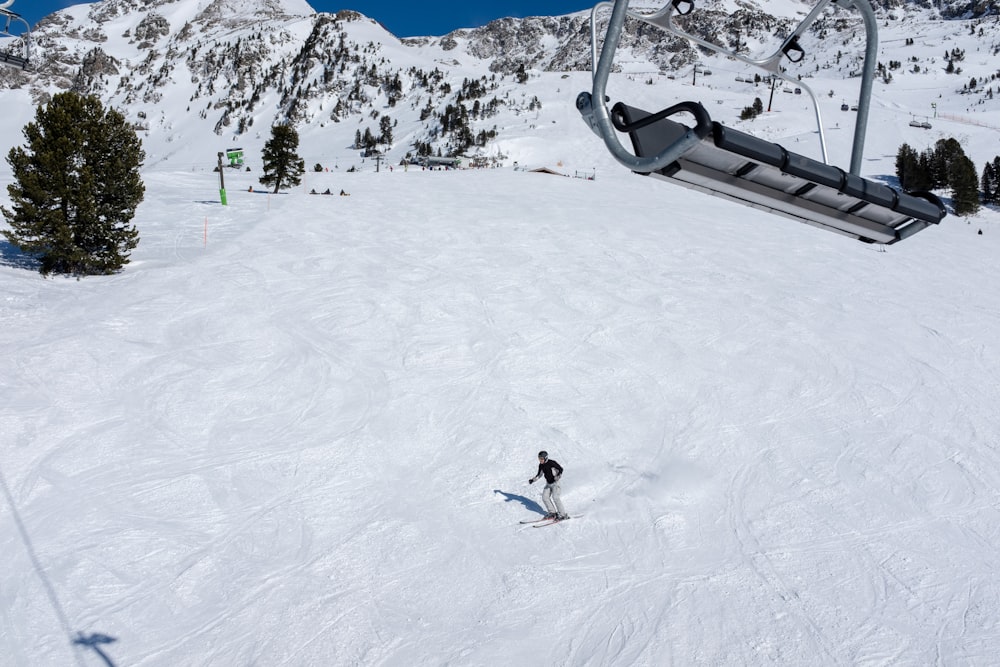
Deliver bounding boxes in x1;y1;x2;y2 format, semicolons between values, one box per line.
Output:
0;50;27;68
1;3;30;70
613;102;945;244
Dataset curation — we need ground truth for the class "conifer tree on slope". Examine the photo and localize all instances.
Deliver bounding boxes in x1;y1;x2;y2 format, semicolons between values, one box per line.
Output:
2;92;145;276
895;143;921;191
949;155;981;216
981;157;1000;205
260;124;305;194
932;138;980;216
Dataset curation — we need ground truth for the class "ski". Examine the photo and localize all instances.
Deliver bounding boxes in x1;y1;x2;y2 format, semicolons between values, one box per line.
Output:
519;517;553;524
533;515;574;527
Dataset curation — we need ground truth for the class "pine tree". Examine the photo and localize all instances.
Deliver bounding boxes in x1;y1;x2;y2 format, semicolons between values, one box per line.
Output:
950;155;980;216
926;137;980;215
379;115;393;146
516;63;528;84
2;92;144;276
893;145;934;192
916;150;935;190
982;161;997;204
895;143;920;190
259;124;305;194
982;157;1000;205
932;137;964;189
993;157;1000;202
362;127;376;150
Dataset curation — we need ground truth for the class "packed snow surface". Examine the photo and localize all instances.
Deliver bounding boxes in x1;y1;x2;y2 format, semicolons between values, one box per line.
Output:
3;163;1000;665
3;2;1000;664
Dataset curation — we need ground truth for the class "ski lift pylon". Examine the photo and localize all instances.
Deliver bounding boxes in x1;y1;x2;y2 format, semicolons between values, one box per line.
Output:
576;0;945;244
0;0;31;70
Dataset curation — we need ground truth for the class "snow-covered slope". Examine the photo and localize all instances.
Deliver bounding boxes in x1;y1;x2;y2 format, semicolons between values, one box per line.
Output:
3;159;1000;666
3;1;1000;665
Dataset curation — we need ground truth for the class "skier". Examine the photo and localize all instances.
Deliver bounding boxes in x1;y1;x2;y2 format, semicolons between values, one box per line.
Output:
528;451;567;520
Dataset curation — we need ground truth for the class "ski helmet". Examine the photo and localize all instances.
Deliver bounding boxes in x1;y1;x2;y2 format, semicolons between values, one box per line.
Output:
538;450;548;460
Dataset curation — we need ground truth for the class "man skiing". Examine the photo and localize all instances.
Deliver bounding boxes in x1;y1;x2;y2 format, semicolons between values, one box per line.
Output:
528;451;568;520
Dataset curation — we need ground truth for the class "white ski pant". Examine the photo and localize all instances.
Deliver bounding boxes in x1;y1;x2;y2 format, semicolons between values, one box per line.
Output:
542;480;565;515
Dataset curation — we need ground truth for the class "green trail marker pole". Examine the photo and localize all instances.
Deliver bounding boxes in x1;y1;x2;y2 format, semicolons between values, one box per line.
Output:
217;152;228;206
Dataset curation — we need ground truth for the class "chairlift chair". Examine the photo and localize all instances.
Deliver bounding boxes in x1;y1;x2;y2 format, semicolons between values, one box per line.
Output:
576;0;945;244
0;0;30;70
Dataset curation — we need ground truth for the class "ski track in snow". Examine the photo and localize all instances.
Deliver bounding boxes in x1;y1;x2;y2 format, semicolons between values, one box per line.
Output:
2;165;1000;666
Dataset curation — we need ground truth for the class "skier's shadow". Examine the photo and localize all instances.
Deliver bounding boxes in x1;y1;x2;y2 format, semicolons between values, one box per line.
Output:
493;489;545;515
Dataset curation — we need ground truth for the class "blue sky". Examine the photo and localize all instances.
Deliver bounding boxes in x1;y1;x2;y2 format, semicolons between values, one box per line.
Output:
12;1;596;36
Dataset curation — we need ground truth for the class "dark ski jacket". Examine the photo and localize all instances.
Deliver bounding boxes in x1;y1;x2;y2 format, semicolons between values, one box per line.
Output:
535;459;563;484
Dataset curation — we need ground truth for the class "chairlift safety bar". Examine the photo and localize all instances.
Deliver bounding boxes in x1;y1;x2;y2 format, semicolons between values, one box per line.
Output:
578;0;879;176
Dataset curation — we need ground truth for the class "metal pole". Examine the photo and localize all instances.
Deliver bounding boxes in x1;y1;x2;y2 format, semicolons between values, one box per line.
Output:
847;0;878;176
217;152;228;206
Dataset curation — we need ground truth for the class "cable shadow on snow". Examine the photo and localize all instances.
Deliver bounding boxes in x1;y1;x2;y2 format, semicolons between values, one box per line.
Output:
73;633;118;667
1;466;118;667
493;489;546;515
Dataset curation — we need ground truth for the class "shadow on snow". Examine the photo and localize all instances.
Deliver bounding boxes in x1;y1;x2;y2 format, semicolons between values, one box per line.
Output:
0;239;38;271
493;489;546;516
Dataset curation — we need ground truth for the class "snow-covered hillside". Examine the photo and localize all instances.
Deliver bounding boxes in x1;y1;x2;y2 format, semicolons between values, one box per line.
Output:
3;1;1000;665
2;0;998;171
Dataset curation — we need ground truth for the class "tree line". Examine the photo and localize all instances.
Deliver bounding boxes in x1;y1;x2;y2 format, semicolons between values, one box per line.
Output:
4;92;992;279
895;138;993;216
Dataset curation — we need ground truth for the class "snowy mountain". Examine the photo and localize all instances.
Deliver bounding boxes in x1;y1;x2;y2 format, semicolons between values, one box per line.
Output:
1;0;998;171
2;4;1000;663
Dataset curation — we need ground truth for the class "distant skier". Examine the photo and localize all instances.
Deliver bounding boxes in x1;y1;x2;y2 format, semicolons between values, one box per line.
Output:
528;451;567;520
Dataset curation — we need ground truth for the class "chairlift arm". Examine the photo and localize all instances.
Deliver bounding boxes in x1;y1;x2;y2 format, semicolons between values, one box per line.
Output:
638;0;835;75
577;0;709;174
632;0;837;164
578;0;881;175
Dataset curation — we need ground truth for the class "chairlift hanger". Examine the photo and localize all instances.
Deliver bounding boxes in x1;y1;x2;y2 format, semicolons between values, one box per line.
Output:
1;0;31;70
576;0;945;245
